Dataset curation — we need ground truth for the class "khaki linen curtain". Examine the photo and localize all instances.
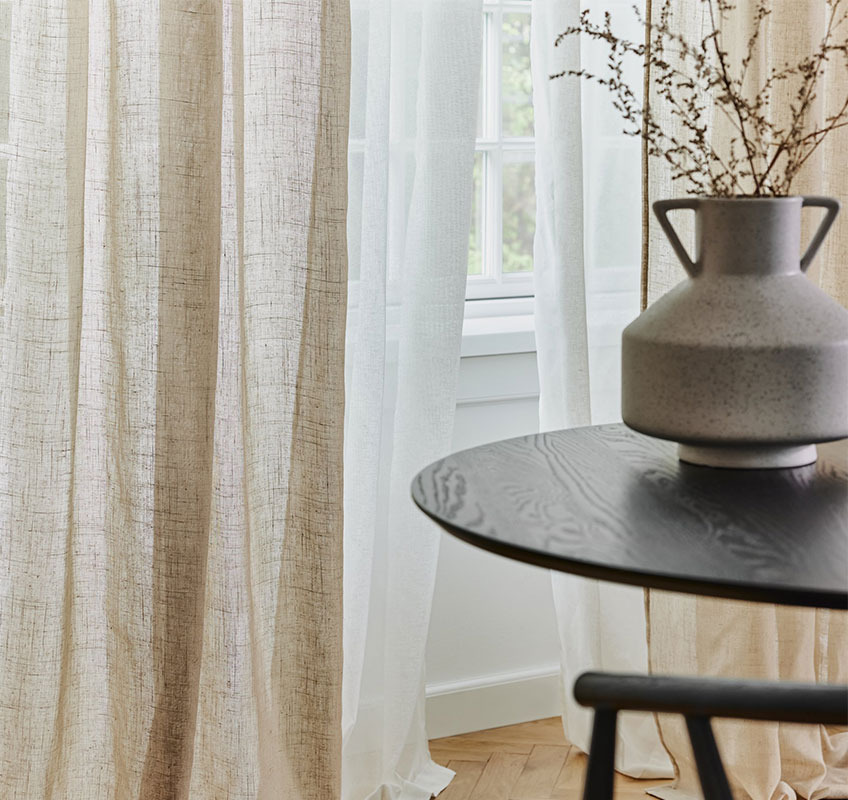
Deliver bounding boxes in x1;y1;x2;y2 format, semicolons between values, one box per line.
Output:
0;1;348;797
643;2;848;798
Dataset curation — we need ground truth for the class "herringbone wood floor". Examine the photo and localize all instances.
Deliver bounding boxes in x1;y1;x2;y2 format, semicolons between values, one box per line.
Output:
429;717;671;799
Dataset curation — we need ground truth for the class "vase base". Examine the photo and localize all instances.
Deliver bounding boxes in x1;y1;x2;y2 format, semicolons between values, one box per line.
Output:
678;443;818;470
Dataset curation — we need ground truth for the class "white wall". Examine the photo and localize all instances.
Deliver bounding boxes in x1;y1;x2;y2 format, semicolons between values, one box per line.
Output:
423;272;640;738
424;349;563;738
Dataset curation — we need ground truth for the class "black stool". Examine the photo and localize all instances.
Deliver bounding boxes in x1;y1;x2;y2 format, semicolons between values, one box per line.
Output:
575;671;848;800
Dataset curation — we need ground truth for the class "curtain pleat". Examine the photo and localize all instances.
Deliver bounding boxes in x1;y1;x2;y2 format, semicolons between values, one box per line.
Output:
532;0;674;779
0;1;349;796
341;0;482;796
643;3;848;798
0;2;89;793
141;4;223;794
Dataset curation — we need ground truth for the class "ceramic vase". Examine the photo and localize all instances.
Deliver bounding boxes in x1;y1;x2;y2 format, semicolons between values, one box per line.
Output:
622;195;848;469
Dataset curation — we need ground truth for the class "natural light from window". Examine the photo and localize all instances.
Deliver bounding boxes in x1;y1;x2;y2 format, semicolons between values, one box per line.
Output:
467;0;535;301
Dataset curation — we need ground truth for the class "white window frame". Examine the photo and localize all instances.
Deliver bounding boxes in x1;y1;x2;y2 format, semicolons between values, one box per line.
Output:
466;0;535;302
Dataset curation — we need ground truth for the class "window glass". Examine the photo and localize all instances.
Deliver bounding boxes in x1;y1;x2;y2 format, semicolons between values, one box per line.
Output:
466;2;535;299
502;159;534;274
501;12;533;139
468;152;485;276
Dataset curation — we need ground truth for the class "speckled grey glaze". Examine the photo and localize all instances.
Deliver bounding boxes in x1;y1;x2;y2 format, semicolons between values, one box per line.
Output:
622;196;848;469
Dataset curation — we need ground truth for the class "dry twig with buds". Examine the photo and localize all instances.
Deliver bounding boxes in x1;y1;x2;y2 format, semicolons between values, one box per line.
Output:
552;0;848;196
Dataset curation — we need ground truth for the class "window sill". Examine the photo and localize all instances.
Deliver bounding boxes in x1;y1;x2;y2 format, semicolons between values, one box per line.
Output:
461;297;536;358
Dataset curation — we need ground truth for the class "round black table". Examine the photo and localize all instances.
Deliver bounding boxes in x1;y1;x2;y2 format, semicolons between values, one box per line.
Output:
411;424;848;799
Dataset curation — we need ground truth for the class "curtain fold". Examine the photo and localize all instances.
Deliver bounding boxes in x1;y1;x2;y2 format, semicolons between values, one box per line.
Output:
341;0;482;796
643;3;848;798
531;0;673;779
0;0;349;796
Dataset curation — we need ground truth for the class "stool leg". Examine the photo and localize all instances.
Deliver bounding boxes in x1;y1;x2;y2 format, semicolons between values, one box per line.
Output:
582;708;617;800
685;716;733;800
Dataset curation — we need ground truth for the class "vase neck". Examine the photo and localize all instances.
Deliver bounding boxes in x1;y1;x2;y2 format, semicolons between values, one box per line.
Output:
695;198;803;277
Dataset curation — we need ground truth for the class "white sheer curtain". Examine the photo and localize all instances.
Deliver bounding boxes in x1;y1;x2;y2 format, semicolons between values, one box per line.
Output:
531;0;674;779
341;0;482;797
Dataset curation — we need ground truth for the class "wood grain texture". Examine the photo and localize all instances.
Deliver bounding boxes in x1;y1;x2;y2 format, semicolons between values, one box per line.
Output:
509;744;568;798
550;747;586;797
458;718;565;745
432;739;534;757
429;718;672;799
412;424;848;608
469;753;529;800
439;762;486;800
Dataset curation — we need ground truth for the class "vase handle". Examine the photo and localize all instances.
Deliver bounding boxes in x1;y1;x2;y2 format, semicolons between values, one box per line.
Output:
653;198;701;277
801;196;841;272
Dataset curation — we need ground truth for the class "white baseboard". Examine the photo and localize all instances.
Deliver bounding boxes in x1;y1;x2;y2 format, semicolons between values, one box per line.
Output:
425;664;563;740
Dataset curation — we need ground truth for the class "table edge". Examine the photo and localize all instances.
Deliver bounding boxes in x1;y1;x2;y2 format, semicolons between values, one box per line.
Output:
413;497;848;611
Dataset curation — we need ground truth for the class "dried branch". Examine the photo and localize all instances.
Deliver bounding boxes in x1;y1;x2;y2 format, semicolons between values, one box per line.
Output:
552;0;848;196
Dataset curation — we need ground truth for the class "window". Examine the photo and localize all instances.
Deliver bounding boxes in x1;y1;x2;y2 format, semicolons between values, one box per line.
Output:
467;0;535;301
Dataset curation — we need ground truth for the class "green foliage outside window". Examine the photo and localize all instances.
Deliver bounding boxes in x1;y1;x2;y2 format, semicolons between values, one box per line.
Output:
468;153;484;276
467;9;535;281
502;13;533;138
502;160;534;274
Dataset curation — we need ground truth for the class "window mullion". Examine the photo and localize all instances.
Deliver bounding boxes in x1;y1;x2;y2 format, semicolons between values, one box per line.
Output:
502;138;534;152
491;6;501;141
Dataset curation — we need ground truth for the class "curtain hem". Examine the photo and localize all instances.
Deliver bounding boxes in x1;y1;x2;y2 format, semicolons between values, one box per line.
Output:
361;760;455;800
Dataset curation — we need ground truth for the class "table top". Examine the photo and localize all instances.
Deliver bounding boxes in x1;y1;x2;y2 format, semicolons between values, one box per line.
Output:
411;424;848;610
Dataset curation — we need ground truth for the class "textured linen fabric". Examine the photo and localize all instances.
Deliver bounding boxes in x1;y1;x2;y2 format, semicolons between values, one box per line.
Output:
341;0;482;796
532;0;674;779
644;0;848;307
643;2;848;797
0;1;349;797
